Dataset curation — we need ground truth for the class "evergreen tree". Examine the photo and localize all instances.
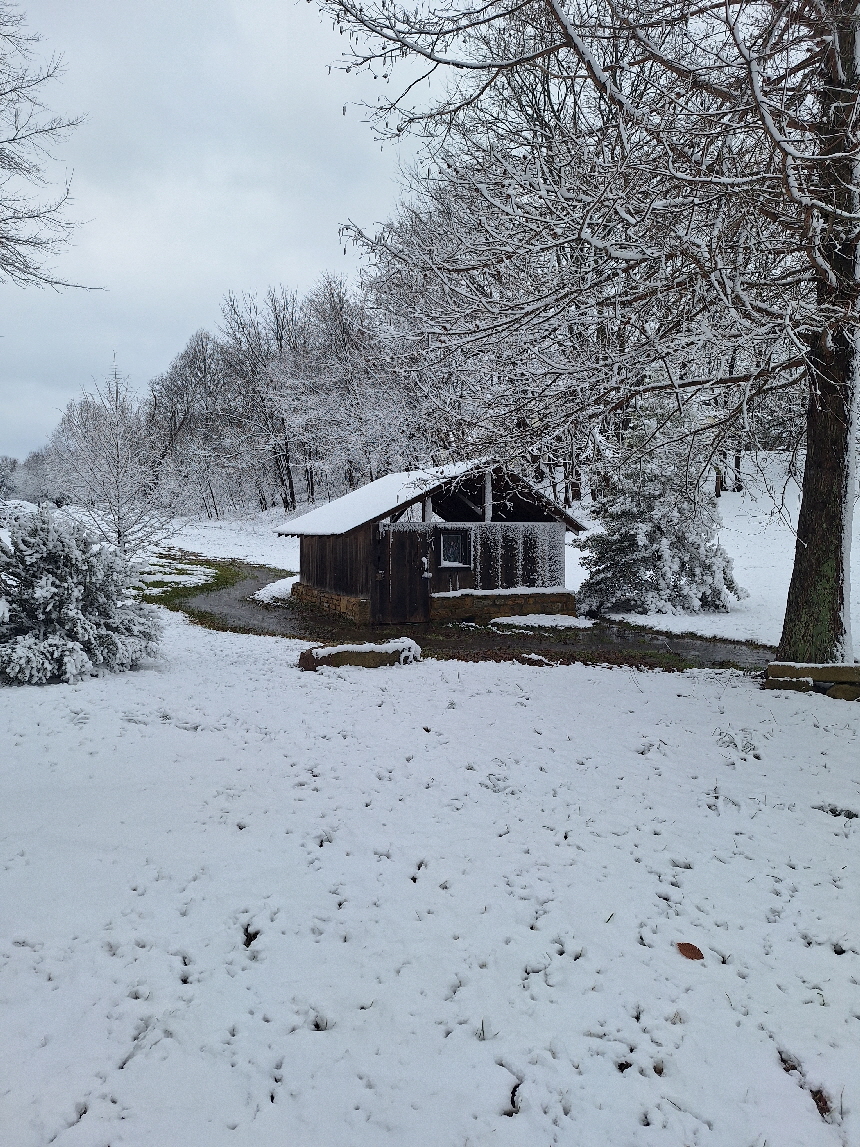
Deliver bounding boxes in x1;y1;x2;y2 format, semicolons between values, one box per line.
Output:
577;467;747;616
0;506;160;685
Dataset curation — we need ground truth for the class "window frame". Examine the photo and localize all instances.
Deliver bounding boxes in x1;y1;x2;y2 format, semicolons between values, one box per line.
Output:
439;529;472;568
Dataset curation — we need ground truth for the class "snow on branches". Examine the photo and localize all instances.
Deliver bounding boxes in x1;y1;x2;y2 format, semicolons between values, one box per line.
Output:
327;0;860;659
577;462;747;617
48;368;178;558
0;506;160;686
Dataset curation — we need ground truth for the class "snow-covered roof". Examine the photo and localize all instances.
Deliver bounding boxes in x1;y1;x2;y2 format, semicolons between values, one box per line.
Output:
278;464;474;537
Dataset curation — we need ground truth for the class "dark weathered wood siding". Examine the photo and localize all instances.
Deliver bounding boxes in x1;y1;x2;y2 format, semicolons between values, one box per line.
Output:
372;527;432;623
300;526;374;596
298;519;566;624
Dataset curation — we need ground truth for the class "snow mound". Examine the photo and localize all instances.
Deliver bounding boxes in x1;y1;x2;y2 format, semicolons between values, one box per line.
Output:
311;637;422;662
491;614;595;629
253;575;300;603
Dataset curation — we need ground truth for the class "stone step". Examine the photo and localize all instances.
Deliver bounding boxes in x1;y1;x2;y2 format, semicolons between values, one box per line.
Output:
766;661;860;700
767;662;860;684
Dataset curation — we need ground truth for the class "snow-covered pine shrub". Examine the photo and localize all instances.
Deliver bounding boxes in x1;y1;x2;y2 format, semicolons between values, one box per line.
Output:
576;465;747;616
0;505;161;685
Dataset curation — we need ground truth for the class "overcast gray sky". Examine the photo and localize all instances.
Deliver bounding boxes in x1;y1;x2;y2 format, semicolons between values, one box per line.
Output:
0;0;408;458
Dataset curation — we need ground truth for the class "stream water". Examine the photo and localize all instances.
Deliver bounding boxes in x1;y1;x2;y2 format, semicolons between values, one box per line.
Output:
183;567;774;672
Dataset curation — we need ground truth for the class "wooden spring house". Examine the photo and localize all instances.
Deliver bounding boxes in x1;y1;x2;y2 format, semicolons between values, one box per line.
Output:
279;464;585;625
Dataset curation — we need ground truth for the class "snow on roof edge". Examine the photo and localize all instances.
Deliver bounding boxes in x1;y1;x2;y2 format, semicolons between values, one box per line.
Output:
276;462;585;537
277;464;475;537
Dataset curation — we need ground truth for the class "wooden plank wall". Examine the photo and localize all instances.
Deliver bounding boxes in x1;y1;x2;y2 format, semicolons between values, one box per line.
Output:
300;526;374;596
374;528;431;623
300;521;566;622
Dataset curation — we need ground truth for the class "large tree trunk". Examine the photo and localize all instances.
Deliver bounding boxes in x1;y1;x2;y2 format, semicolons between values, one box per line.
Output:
778;11;860;664
777;336;856;663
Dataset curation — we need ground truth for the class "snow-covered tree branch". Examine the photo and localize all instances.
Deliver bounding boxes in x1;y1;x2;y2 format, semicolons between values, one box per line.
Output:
322;0;860;662
48;367;177;558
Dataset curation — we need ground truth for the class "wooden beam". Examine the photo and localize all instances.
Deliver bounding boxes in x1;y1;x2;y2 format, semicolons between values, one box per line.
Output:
484;472;492;522
454;490;483;518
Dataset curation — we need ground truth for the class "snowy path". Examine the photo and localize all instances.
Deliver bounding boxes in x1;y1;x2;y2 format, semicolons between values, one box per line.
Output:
2;612;858;1146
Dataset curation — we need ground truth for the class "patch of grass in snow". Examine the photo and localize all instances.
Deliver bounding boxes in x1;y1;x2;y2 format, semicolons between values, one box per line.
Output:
139;553;245;608
139;552;293;632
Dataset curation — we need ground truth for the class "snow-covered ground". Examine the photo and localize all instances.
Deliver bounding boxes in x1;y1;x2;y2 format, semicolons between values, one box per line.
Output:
566;474;860;647
2;610;858;1147
170;509;300;571
252;575;300;603
492;614;596;629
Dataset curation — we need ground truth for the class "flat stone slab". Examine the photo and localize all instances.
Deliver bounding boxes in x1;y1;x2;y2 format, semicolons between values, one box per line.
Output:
299;638;422;671
826;683;860;701
763;677;812;692
766;661;860;699
767;662;860;685
431;588;578;625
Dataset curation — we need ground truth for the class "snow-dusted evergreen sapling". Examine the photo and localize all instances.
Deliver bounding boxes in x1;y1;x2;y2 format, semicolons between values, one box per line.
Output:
577;465;746;616
0;506;160;685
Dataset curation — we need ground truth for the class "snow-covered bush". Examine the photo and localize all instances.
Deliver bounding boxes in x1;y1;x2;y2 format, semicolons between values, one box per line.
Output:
577;466;747;616
0;505;161;685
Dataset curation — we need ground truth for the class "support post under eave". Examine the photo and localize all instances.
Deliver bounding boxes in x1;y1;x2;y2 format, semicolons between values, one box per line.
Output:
484;472;492;521
422;496;432;522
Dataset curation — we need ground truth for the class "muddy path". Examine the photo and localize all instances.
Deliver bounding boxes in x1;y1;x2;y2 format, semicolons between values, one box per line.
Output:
179;564;775;672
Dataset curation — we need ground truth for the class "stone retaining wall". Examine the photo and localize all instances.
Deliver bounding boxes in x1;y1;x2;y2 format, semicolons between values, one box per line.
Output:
290;581;371;624
430;589;578;625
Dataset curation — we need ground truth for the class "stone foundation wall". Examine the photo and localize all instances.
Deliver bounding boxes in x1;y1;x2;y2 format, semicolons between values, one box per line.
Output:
291;581;371;624
430;589;577;625
291;581;579;627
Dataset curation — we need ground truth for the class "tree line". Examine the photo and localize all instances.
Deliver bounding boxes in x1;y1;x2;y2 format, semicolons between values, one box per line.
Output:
11;277;437;530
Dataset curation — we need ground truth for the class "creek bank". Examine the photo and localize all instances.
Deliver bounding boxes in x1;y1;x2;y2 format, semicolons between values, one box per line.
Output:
180;563;774;671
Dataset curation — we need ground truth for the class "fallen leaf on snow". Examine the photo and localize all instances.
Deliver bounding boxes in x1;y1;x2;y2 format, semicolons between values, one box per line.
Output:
676;942;704;960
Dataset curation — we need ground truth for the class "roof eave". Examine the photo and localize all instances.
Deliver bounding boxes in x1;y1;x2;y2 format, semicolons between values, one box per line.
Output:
277;466;588;536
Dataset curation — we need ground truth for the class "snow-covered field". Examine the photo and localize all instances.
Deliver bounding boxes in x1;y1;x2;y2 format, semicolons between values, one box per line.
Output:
171;509;300;572
3;469;859;1145
2;609;858;1147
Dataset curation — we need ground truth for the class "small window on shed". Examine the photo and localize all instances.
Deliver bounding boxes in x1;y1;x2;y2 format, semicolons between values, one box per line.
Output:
440;531;471;567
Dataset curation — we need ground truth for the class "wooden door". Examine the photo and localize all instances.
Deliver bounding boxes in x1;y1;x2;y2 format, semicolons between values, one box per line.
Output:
373;528;432;624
